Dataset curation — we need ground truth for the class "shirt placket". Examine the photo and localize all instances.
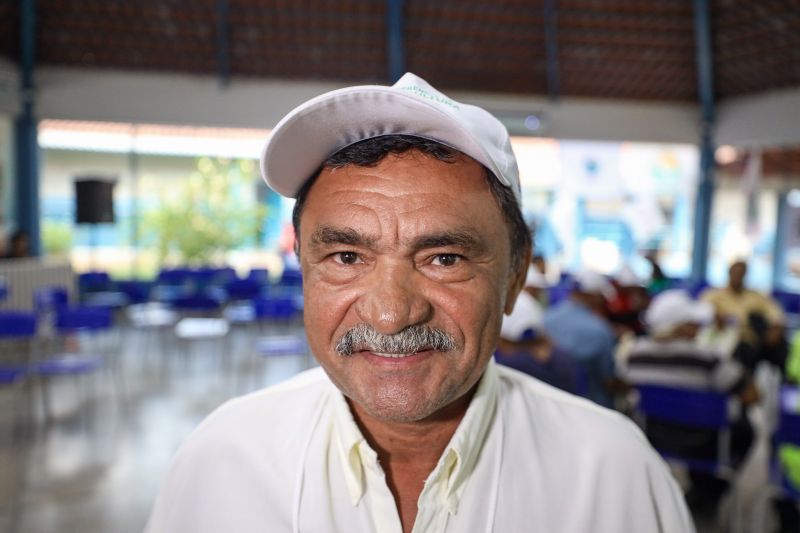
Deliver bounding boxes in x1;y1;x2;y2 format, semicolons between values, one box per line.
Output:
359;441;404;533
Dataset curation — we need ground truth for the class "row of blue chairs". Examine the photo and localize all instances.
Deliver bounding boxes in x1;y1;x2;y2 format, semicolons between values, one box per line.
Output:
78;267;303;308
0;306;117;423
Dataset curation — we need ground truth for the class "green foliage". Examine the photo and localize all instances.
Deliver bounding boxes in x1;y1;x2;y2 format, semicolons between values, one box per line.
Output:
143;157;266;266
42;220;74;256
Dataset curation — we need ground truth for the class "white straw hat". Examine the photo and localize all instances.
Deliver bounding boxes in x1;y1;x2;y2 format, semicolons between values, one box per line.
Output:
260;72;520;203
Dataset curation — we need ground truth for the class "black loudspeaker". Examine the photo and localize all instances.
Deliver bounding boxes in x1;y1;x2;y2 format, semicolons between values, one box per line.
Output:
74;178;116;224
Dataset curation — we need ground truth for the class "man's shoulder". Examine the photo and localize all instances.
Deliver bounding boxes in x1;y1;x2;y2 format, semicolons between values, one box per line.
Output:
497;365;647;451
183;367;330;452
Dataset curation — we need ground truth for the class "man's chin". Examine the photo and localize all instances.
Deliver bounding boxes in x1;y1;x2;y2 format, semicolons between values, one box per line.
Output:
347;391;444;425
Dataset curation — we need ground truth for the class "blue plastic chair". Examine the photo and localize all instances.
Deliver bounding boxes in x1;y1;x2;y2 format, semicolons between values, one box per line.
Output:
33;285;69;315
37;307;113;374
279;268;303;287
0;311;37;386
253;295;299;325
116;280;153;305
247;268;270;285
635;384;745;528
0;311;37;498
157;268;193;286
225;278;262;301
172;294;223;317
635;384;733;475
34;306;120;419
78;271;112;293
153;268;194;303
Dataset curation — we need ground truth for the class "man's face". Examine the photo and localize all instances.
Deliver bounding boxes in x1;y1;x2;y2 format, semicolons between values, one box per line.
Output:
729;262;747;290
298;151;524;424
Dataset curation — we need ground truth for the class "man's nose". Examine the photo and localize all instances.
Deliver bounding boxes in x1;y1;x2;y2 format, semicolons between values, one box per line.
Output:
354;260;432;335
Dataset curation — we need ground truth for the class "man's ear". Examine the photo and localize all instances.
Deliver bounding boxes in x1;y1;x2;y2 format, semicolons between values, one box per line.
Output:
503;247;531;315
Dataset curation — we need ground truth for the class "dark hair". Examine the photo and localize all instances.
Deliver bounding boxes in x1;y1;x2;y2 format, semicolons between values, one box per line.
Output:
292;135;532;271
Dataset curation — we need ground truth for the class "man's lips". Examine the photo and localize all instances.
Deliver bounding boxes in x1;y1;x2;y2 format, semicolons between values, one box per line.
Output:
364;349;430;359
357;349;436;362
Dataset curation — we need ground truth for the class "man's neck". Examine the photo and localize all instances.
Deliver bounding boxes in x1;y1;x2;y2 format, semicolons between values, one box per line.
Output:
347;387;476;533
729;284;745;294
350;394;470;461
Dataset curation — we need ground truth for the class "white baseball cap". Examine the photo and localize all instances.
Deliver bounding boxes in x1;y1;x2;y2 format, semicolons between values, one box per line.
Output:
645;289;714;335
573;268;616;300
500;291;545;342
260;72;521;203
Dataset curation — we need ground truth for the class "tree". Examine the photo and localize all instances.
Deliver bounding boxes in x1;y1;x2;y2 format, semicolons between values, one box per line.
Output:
143;157;266;266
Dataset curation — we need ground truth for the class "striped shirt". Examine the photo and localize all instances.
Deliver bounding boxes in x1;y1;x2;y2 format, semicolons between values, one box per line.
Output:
619;337;744;393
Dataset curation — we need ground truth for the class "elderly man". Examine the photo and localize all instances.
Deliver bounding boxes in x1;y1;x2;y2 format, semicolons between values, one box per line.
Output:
145;74;693;533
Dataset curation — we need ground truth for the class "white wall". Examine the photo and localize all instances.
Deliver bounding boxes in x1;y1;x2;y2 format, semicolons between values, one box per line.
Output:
716;87;800;148
1;63;798;148
31;66;700;144
455;90;699;144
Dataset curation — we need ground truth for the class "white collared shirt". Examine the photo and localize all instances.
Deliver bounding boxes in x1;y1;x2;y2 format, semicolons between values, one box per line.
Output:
145;360;694;533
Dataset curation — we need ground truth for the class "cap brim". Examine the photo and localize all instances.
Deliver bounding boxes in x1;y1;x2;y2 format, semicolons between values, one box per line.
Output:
261;85;507;198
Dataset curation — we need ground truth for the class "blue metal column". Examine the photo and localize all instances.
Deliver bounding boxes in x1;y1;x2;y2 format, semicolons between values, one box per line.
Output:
772;191;789;291
690;0;715;282
543;0;560;101
387;0;406;83
14;0;40;256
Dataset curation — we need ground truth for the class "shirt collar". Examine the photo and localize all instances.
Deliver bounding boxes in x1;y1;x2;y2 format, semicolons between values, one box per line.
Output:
330;359;500;513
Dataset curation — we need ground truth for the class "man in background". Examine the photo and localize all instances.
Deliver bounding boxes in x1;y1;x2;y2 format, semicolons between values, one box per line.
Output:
701;260;787;373
544;269;620;407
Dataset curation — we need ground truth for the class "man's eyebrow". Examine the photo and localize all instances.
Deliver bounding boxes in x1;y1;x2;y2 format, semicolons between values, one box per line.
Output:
410;229;486;254
308;225;377;249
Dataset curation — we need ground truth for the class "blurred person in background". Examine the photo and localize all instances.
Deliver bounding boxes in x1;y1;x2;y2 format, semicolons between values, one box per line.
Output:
496;267;577;394
619;289;757;515
544;269;623;407
608;265;650;337
701;260;787;374
645;249;670;295
1;230;31;259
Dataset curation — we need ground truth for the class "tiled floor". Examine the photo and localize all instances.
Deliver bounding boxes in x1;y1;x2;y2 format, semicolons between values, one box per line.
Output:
0;322;786;532
0;322;311;533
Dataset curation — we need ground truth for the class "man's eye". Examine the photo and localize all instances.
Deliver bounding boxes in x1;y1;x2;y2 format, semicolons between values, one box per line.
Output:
333;251;361;265
432;254;461;267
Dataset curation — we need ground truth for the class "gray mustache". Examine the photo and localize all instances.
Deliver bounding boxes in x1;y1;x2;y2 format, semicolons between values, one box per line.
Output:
335;324;457;356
